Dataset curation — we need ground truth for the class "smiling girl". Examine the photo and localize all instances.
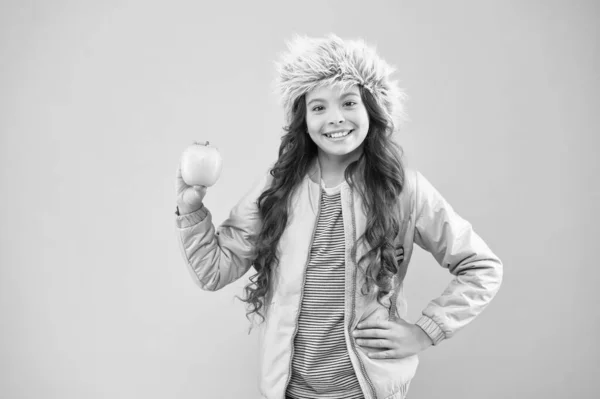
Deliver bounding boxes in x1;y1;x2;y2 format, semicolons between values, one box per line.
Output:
175;34;503;399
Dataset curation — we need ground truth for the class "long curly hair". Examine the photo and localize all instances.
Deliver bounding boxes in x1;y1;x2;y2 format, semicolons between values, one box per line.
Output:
239;85;406;323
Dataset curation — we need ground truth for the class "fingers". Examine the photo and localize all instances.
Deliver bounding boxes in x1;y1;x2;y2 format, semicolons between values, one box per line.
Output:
356;319;392;330
355;338;392;349
175;163;186;195
353;327;385;337
194;185;207;199
175;161;188;190
353;320;393;347
176;162;184;183
180;186;205;208
366;349;399;359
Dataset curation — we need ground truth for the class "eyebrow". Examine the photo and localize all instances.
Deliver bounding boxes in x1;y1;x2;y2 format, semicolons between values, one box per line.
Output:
306;92;360;107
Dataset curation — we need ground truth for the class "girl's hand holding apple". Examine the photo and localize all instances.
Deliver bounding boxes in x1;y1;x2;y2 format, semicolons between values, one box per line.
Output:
176;141;222;215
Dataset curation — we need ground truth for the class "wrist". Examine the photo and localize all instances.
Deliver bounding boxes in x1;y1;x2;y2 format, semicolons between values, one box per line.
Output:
415;315;445;346
414;324;434;351
177;204;203;215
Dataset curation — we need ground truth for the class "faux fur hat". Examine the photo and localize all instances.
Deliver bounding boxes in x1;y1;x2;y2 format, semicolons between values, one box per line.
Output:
274;33;407;131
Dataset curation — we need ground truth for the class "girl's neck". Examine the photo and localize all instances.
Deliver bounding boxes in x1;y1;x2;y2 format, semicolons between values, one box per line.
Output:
317;147;363;187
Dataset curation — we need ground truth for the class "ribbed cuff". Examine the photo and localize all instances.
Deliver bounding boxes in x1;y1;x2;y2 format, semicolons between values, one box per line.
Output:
415;315;446;346
175;204;208;228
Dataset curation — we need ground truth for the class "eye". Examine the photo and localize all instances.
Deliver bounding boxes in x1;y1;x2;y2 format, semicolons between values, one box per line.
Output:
312;105;324;112
344;101;357;107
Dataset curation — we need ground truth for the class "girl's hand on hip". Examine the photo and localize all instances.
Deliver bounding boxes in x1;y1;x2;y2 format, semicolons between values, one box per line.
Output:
353;317;433;359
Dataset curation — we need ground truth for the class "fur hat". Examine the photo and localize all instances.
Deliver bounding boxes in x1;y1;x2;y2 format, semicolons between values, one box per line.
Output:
274;33;407;131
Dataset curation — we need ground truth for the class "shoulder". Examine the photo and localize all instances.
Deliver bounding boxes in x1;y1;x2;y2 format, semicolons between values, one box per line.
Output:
402;167;439;198
402;167;418;188
399;167;443;218
401;166;421;198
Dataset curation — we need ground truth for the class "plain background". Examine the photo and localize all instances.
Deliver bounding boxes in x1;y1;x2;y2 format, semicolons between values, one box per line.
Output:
1;0;598;398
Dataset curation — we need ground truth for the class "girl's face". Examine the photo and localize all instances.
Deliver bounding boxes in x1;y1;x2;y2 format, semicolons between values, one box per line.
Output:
305;84;369;162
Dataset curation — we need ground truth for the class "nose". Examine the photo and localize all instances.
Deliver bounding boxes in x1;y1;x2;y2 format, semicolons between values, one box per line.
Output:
328;107;345;125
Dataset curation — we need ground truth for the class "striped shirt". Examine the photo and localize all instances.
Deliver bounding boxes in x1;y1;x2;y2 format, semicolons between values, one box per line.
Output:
286;181;364;399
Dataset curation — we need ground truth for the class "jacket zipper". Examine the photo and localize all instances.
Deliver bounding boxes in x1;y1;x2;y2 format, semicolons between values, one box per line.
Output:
283;183;323;394
347;187;377;398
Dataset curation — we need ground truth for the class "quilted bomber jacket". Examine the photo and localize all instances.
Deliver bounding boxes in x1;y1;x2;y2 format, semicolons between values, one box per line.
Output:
175;158;503;399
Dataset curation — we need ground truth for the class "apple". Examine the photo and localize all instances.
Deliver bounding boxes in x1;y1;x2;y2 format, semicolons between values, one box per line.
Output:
180;141;223;187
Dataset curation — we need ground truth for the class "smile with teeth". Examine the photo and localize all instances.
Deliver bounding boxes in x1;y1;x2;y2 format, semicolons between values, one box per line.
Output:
324;130;352;139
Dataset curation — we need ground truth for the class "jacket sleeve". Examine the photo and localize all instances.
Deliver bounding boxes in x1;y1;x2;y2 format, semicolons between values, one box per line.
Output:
174;172;271;291
412;171;503;345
